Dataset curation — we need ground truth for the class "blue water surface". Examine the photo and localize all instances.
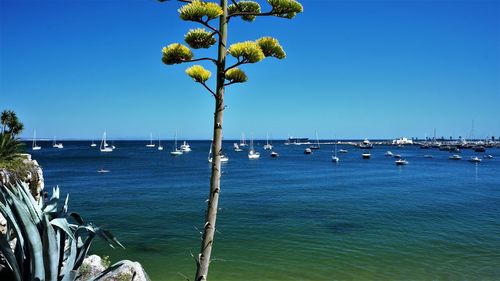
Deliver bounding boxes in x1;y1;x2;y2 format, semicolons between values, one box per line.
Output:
30;141;500;280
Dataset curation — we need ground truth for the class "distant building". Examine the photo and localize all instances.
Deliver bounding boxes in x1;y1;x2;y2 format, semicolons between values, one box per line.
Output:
392;137;413;145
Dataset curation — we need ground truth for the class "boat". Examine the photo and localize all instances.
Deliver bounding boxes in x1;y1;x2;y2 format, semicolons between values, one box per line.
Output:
90;139;97;147
473;146;486;152
31;130;42;151
359;138;373;149
420;143;430;149
449;154;461;160
263;132;273;150
179;141;192;152
239;133;248;147
233;143;243;152
248;136;260;159
362;152;371;159
97;168;110;173
309;131;320;150
52;136;63;149
339;149;348;153
424;155;433;158
395;159;408;165
331;144;339;163
288;137;310;145
208;143;229;163
100;131;113;152
270;151;279;157
146;132;155;148
304;147;312;154
158;136;163;151
393;154;401;159
484;155;494;159
468;156;482;163
385;151;393;157
170;131;183;156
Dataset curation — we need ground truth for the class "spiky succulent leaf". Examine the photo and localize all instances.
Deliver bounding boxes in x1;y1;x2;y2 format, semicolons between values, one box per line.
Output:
179;0;223;22
268;0;303;19
256;37;286;59
186;65;212;82
228;41;265;63
185;28;216;49
0;181;127;281
162;43;193;65
225;68;248;83
228;1;261;22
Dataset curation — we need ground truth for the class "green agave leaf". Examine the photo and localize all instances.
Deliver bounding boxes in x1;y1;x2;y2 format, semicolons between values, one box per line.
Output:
62;193;69;214
98;229;125;249
68;212;85;225
0;192;26;256
0;226;22;281
74;233;96;269
50;218;75;241
43;186;60;214
7;186;45;280
16;181;43;224
90;261;124;281
60;237;77;281
42;215;59;281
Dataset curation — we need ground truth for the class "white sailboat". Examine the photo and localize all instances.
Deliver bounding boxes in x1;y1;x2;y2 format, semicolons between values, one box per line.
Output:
309;131;320;149
158;135;163;151
263;132;273;150
32;130;42;151
100;131;113;152
332;144;339;162
239;132;248;147
208;143;229;163
52;136;63;149
90;139;97;147
233;143;243;152
179;141;191;152
248;136;260;159
170;131;182;156
146;132;155;148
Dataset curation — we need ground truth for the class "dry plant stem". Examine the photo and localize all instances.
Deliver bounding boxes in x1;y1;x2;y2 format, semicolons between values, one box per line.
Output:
194;0;228;280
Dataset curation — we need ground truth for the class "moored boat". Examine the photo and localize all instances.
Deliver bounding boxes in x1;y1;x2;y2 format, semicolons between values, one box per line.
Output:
395;159;408;165
468;156;482;163
179;141;191;152
362;152;371;159
449;154;461;160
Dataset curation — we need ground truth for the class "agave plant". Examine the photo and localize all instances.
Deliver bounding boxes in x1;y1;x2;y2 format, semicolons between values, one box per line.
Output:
0;181;125;281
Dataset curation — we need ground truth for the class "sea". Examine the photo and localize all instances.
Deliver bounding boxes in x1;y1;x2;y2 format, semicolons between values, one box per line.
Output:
28;140;500;280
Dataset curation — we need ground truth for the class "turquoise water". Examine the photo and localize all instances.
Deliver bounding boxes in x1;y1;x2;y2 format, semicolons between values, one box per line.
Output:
31;141;500;280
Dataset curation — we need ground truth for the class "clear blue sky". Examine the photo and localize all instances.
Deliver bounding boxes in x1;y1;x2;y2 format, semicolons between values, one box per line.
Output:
1;0;499;140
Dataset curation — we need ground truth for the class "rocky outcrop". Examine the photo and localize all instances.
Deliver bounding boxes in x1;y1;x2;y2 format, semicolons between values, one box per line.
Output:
78;255;150;281
0;153;44;202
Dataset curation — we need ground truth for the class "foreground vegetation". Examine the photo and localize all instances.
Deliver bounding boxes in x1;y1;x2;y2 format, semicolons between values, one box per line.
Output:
0;182;126;281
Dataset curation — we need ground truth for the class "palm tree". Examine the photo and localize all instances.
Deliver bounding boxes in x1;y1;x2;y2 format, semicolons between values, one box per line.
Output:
1;110;14;133
0;110;24;138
